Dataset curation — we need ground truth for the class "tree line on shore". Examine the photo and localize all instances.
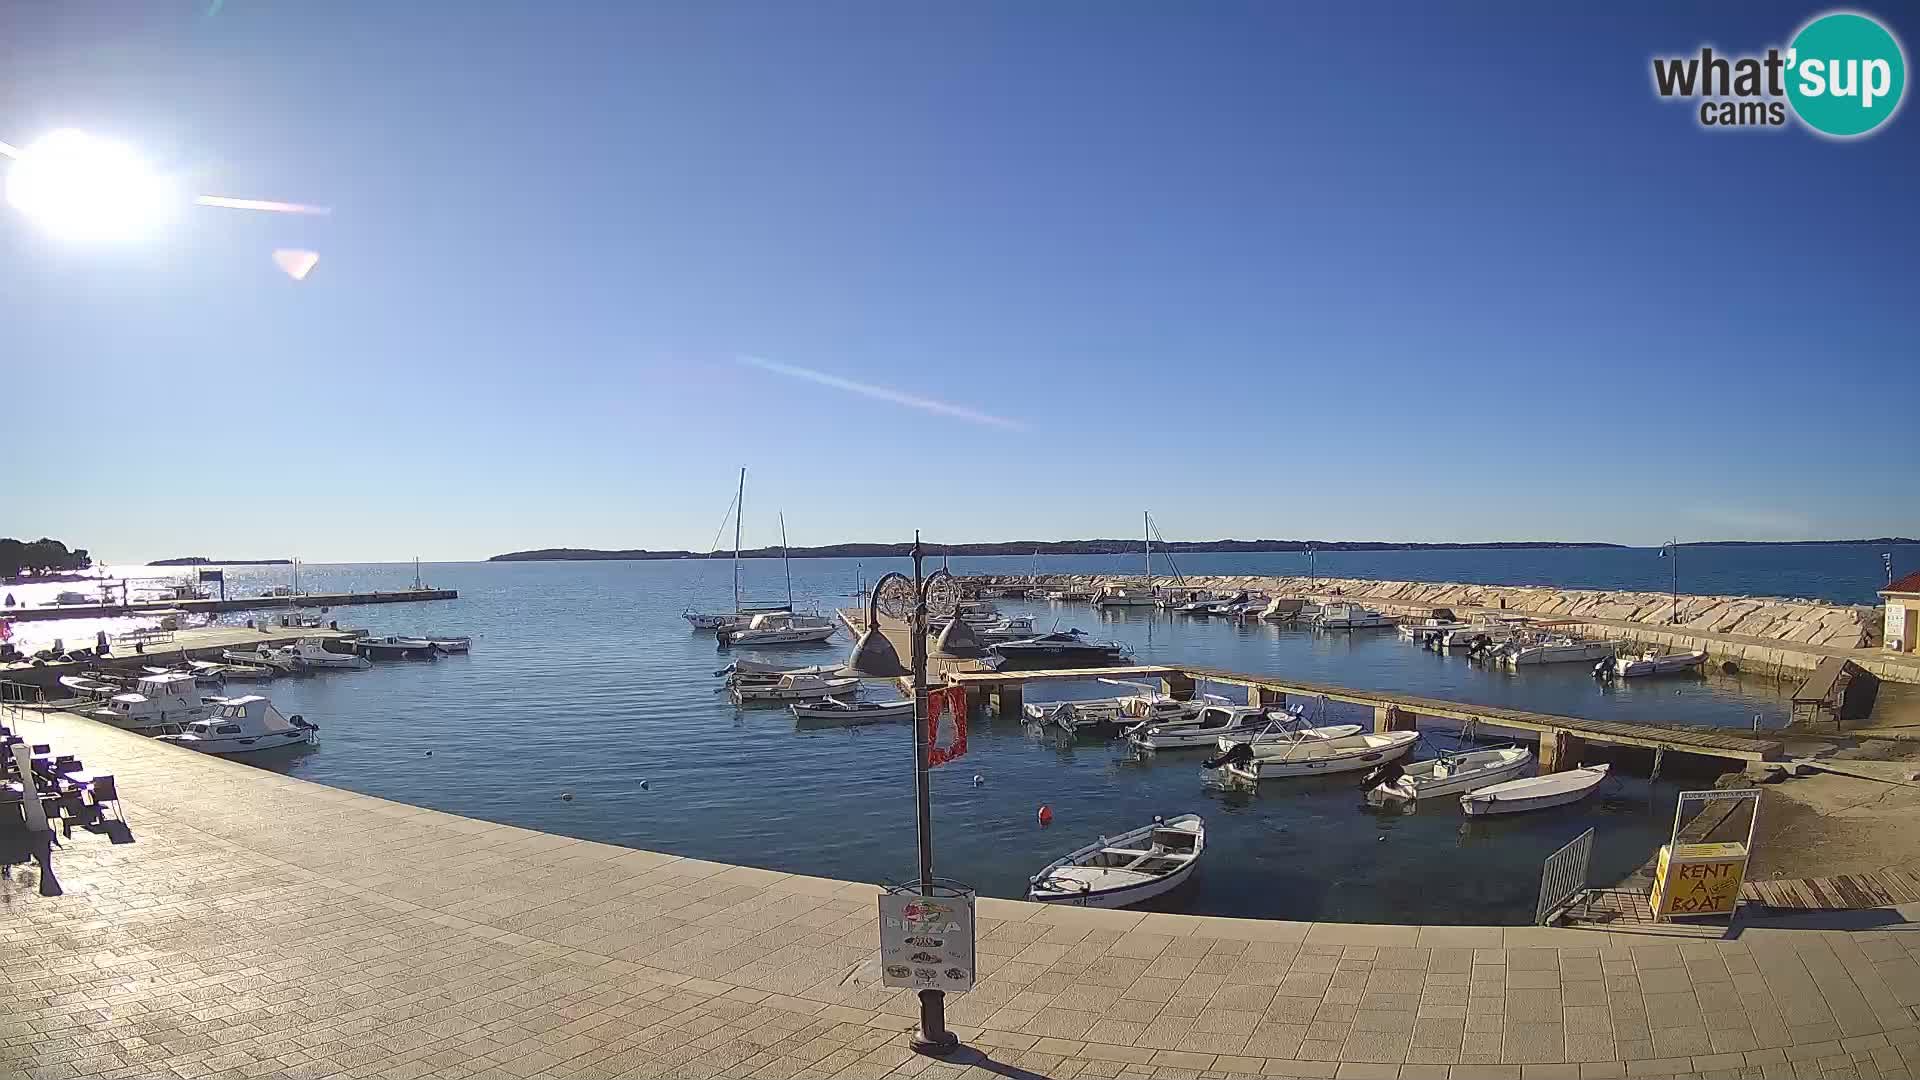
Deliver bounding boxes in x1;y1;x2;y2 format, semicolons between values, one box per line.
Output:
490;539;1626;562
1;538;91;578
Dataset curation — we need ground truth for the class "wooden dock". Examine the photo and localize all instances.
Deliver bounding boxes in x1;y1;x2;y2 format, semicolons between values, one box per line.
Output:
3;588;457;623
1741;870;1920;912
838;608;1784;768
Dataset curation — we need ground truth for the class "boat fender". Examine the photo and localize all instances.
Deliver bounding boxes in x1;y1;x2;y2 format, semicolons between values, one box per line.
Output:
559;792;574;801
971;775;983;786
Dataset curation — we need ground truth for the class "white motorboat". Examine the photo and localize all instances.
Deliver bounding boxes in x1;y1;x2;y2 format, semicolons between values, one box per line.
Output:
1221;730;1419;780
1461;764;1611;816
988;630;1131;665
1090;584;1156;608
1314;603;1395;630
1399;611;1472;643
218;662;278;680
730;673;862;702
156;695;318;754
1500;637;1620;666
1440;625;1517;651
1027;693;1210;736
1364;746;1534;805
1214;720;1366;751
424;634;472;653
89;672;214;733
1043;587;1091;601
725;659;843;679
287;638;372;670
352;635;441;659
791;697;913;726
1259;597;1311;621
1605;649;1709;678
1027;815;1204;909
969;616;1036;641
221;646;303;672
56;674;121;702
1128;704;1269;751
722;611;837;647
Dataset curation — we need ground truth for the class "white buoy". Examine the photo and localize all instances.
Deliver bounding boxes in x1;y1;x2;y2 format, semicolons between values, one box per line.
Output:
972;774;984;786
640;780;650;791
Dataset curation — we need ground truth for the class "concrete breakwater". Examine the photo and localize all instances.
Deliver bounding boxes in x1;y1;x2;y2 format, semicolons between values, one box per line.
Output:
967;573;1880;650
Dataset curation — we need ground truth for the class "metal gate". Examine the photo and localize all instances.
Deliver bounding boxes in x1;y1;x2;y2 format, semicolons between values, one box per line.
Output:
1536;827;1595;925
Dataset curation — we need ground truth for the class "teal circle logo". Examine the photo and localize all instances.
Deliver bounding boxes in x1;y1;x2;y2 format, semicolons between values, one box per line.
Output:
1787;12;1906;137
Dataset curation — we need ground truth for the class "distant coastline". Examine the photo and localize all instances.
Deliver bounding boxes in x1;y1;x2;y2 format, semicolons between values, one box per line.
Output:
489;537;1920;563
147;557;296;566
490;539;1628;562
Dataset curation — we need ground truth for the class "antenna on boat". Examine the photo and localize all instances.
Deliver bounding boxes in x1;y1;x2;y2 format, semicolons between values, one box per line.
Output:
413;556;422;590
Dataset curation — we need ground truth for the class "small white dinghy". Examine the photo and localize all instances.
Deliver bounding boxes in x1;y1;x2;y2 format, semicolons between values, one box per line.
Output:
1365;746;1534;806
1461;763;1611;816
1027;815;1204;909
791;696;913;726
156;695;319;755
1609;649;1709;678
731;673;862;702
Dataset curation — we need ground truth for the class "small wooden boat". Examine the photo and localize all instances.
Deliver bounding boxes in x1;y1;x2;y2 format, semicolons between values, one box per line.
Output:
726;658;842;678
1027;815;1204;909
1221;730;1418;780
1365;746;1533;805
1460;763;1610;816
791;697;913;726
730;673;862;703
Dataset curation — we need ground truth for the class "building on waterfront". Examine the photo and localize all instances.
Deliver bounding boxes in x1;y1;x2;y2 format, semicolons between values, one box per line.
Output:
1883;571;1920;653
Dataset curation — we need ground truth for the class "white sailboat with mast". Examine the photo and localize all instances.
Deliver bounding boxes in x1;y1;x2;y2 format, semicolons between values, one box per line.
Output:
720;512;835;646
1092;511;1158;607
683;468;793;630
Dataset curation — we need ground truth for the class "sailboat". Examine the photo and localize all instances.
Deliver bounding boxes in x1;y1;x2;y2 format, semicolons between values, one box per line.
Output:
1091;512;1158;607
719;513;835;647
684;468;794;630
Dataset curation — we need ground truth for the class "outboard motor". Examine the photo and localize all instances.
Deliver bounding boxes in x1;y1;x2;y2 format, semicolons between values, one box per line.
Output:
1203;742;1256;771
1361;760;1405;791
715;627;733;650
1592;658;1616;682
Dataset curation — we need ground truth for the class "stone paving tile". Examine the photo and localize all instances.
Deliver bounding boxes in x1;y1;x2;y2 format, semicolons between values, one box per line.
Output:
14;712;1920;1080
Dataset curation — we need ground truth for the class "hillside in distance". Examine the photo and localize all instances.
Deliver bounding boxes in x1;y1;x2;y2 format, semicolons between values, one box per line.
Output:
490;538;1629;562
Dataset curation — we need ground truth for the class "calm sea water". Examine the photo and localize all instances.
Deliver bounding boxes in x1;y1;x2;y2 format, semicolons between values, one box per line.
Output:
8;544;1904;924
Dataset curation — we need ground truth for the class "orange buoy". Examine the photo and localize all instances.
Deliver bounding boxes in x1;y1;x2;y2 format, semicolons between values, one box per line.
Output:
1037;805;1054;826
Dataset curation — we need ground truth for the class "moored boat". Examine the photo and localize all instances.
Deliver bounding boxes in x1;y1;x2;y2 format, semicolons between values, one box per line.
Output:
1601;649;1709;679
352;636;440;659
1026;815;1204;909
156;695;318;754
730;673;862;702
791;696;913;726
287;638;372;670
1499;636;1620;667
988;630;1131;666
721;611;837;647
1364;746;1534;805
1220;730;1419;780
1460;764;1611;816
1127;704;1268;751
89;672;214;733
1314;603;1395;630
424;633;472;653
221;646;303;672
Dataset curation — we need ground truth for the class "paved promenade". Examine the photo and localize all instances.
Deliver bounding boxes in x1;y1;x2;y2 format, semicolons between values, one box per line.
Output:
8;714;1920;1080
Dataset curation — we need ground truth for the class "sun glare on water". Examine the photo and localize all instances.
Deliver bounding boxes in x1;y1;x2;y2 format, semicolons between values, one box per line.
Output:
3;128;178;244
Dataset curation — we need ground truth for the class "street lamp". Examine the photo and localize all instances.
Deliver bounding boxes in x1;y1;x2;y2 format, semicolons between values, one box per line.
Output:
841;533;974;1056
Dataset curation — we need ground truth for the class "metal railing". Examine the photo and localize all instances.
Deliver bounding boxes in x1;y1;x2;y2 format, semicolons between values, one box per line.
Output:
1536;827;1596;925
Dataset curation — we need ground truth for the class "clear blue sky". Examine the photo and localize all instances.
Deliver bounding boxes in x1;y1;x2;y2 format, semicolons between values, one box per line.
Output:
5;2;1915;562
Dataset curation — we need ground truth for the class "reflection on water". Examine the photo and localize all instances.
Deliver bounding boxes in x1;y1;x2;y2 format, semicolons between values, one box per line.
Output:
10;558;1797;924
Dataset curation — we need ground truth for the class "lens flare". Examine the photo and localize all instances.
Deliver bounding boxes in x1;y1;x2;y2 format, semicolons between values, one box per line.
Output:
4;129;178;243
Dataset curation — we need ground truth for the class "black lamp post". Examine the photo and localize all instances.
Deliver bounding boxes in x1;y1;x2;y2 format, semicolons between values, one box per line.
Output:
840;533;976;1056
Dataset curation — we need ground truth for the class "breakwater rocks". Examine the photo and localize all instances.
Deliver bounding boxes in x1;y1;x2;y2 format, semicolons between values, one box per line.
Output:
969;574;1880;650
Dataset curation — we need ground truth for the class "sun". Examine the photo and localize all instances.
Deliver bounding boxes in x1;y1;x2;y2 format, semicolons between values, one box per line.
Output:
4;128;178;243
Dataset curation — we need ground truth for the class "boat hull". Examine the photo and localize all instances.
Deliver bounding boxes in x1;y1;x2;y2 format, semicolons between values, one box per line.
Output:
158;729;317;754
1461;764;1610;816
1367;748;1533;803
1226;733;1418;779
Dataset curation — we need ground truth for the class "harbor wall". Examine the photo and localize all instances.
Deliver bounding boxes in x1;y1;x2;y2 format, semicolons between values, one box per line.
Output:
962;573;1909;681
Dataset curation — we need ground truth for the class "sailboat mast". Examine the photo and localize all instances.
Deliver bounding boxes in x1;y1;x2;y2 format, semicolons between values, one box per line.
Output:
780;513;793;608
1144;510;1152;589
733;467;745;614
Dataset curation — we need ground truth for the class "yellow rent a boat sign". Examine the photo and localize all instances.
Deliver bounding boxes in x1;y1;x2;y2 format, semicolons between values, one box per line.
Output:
1649;843;1749;918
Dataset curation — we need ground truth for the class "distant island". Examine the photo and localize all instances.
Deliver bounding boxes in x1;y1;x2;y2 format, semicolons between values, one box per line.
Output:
148;557;296;566
1676;538;1919;547
491;539;1629;562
